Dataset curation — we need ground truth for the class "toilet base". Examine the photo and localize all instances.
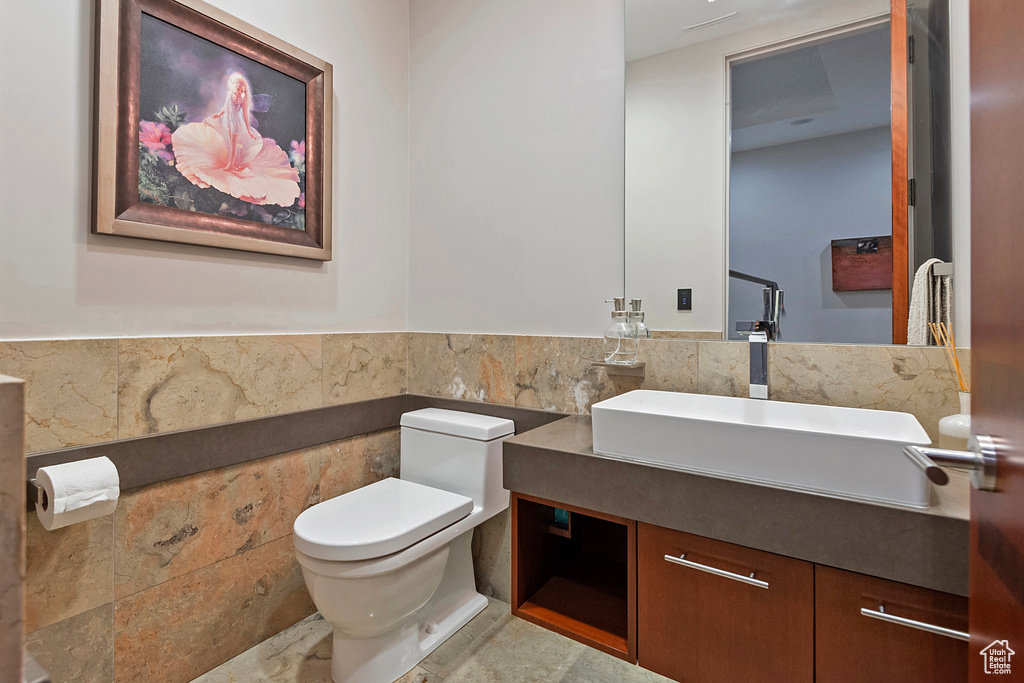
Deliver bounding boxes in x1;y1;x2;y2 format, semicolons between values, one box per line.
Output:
329;530;487;683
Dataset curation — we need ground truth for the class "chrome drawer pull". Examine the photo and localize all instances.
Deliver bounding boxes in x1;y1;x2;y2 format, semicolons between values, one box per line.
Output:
860;605;969;641
664;553;769;589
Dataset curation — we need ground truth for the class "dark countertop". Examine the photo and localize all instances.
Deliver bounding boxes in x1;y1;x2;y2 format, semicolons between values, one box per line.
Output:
502;415;969;596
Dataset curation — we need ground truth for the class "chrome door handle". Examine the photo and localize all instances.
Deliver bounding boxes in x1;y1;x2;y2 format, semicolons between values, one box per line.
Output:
664;553;769;589
902;434;1000;491
861;605;969;642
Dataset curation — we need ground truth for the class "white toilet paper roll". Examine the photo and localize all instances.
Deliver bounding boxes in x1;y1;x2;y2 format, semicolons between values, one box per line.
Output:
35;456;120;531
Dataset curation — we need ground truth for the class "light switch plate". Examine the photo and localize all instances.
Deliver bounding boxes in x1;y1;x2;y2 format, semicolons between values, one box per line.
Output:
677;289;692;311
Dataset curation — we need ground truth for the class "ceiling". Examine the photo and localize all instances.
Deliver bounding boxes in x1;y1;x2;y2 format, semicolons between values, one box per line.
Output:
625;0;855;62
730;25;891;151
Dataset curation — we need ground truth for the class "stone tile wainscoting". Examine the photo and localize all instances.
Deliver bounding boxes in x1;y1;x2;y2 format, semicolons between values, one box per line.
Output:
1;333;969;682
0;376;25;683
3;334;405;683
406;334;968;439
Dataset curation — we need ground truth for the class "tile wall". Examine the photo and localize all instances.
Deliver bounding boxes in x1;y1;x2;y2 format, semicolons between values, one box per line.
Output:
406;334;967;438
2;334;405;683
0;376;25;683
1;332;968;682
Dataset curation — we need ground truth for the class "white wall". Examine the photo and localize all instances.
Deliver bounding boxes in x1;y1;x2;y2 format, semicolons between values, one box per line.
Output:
407;0;625;336
950;0;970;347
0;0;971;344
729;127;893;344
0;0;409;340
625;0;894;335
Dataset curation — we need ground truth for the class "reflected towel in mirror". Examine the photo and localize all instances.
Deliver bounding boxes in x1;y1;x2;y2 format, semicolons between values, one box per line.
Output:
908;258;952;345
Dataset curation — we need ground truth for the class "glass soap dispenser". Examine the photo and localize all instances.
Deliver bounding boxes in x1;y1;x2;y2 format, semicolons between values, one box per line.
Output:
629;298;650;340
603;297;639;364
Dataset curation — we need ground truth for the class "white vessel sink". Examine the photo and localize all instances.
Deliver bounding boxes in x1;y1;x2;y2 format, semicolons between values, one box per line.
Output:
591;390;933;508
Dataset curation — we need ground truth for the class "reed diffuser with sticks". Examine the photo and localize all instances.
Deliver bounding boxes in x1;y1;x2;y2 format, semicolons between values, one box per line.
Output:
929;322;971;449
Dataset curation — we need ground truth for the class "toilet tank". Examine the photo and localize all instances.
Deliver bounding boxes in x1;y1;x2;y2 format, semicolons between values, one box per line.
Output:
400;408;514;520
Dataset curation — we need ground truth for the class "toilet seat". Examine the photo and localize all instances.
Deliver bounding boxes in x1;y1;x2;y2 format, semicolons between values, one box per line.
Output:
293;477;473;562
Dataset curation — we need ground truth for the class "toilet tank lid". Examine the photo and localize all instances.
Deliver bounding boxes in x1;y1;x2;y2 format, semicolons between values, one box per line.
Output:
401;408;514;441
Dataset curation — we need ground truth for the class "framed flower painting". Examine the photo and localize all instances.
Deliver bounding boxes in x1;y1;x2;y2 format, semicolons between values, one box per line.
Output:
93;0;333;260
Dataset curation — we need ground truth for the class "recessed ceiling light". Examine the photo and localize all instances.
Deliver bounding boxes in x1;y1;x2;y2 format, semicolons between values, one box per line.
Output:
791;118;814;126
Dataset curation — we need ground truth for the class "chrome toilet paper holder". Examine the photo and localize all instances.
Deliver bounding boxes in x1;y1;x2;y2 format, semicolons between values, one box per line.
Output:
26;478;48;511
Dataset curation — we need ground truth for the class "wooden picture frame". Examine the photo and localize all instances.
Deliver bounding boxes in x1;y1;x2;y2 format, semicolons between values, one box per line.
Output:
93;0;333;260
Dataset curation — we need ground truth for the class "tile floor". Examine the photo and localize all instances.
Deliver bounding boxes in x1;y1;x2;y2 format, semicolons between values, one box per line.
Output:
191;599;673;683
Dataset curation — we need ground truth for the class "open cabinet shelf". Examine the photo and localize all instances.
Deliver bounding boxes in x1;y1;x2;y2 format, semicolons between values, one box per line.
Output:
511;492;636;661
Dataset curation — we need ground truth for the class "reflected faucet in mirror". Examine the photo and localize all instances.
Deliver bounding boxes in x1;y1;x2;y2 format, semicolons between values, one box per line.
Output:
730;269;785;341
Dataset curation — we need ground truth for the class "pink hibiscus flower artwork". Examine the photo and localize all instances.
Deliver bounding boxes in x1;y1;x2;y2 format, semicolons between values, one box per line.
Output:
290;139;305;166
139;121;174;162
172;73;300;207
133;13;310;233
103;3;330;257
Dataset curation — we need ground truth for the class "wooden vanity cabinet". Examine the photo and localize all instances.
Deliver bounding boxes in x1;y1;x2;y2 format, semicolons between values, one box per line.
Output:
636;522;814;683
511;493;636;661
815;565;968;683
512;498;967;683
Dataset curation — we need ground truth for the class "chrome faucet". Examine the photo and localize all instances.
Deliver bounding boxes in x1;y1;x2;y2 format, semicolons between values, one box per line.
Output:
730;270;785;401
736;324;769;399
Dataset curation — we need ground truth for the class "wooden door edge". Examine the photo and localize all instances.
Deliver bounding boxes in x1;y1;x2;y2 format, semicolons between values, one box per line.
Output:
891;0;910;344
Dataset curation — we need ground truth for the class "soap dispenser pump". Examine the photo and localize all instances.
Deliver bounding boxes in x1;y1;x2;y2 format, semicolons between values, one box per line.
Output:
628;298;650;340
603;297;639;364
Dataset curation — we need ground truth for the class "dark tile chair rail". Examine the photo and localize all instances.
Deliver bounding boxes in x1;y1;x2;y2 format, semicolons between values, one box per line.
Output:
24;394;566;507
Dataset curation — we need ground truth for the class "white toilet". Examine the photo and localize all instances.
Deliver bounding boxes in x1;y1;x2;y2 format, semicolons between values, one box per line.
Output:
292;408;514;683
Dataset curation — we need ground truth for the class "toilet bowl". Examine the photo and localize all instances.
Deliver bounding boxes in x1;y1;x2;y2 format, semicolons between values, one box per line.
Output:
293;408;513;683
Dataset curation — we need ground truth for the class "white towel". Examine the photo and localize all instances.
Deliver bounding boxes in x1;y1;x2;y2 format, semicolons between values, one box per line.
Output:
907;258;953;345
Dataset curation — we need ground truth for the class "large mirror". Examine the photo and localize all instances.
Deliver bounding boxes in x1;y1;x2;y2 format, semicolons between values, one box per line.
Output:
625;0;970;345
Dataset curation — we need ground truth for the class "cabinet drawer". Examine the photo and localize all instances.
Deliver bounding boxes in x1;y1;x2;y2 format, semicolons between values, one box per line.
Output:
815;565;968;683
637;523;814;683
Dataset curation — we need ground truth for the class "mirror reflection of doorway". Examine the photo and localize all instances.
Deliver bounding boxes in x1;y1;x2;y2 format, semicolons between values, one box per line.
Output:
726;3;953;345
727;24;894;344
